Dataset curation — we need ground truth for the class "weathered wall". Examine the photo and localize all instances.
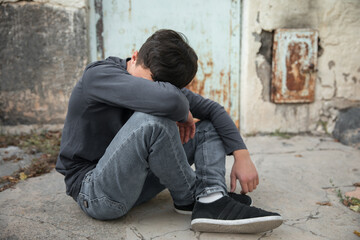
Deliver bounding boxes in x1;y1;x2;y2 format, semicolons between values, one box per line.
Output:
1;0;359;135
240;0;360;134
0;0;87;133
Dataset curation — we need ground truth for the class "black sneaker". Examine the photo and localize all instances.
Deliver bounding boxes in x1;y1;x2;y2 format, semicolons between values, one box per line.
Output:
174;192;252;215
191;196;283;233
228;192;252;206
174;201;195;215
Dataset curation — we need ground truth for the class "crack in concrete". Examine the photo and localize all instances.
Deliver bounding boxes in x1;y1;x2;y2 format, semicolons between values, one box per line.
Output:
150;228;190;240
321;186;356;216
316;147;351;152
251;151;297;155
285;201;321;227
257;230;273;239
285;211;320;227
283;222;329;239
282;189;339;239
189;229;202;240
130;226;145;240
322;185;355;190
194;230;202;240
309;230;330;239
0;213;91;239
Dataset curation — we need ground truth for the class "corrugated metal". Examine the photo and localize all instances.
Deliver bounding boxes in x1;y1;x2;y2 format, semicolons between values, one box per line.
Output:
271;29;318;103
89;0;241;127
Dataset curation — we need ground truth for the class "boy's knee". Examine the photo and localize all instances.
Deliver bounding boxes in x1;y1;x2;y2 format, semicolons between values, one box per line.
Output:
131;112;178;131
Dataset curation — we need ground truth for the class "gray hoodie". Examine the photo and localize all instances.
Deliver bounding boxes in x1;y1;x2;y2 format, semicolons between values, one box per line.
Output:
56;57;246;201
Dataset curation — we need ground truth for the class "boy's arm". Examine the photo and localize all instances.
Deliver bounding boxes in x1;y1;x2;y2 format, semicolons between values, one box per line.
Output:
181;88;246;153
82;62;189;122
231;149;259;194
182;88;258;193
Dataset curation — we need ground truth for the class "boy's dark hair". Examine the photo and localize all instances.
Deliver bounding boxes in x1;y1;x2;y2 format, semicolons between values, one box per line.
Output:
137;29;198;89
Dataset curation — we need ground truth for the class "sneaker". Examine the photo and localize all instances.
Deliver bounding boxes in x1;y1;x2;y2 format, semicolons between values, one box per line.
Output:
191;196;283;233
174;192;252;215
174;202;195;215
228;192;252;206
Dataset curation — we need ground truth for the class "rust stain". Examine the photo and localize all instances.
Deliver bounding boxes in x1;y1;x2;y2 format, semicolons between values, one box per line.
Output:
186;59;213;97
286;42;307;91
207;59;214;68
271;29;318;103
228;70;231;97
271;38;279;99
223;71;231;115
186;50;234;123
227;6;233;116
219;70;226;102
187;76;205;97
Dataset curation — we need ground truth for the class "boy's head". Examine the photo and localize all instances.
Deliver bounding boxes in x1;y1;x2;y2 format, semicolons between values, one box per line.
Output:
135;29;198;89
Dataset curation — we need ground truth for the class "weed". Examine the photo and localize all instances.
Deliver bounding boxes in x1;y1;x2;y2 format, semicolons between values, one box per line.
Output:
329;179;360;213
270;129;292;139
318;120;329;134
245;133;257;137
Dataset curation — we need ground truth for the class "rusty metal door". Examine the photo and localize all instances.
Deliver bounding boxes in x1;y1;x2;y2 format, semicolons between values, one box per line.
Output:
271;29;318;103
89;0;241;127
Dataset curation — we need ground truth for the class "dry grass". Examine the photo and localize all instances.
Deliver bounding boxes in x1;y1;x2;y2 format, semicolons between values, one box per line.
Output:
0;130;61;191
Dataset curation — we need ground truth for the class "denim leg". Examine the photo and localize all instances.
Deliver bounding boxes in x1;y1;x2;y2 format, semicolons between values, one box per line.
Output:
77;112;196;220
133;171;165;206
183;120;227;199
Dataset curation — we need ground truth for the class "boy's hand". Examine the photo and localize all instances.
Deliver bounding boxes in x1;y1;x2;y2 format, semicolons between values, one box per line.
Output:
230;149;259;194
177;111;196;144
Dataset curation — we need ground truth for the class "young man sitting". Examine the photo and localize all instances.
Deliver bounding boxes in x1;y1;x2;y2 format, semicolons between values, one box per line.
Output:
56;29;283;233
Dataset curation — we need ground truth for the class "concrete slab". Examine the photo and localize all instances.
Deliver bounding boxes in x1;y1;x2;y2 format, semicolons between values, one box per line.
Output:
0;135;359;239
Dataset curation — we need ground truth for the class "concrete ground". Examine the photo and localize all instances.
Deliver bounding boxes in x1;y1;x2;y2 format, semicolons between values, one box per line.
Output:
0;135;359;240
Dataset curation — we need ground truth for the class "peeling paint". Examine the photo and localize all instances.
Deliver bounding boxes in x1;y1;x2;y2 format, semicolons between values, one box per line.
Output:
90;0;241;127
258;30;274;65
255;60;271;102
255;30;274;102
187;59;212;97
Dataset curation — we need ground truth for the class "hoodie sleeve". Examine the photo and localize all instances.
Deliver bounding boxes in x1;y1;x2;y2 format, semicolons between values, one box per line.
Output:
182;88;246;154
82;61;189;123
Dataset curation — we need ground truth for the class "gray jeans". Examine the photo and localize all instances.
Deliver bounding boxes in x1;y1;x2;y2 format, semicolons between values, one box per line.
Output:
77;112;227;220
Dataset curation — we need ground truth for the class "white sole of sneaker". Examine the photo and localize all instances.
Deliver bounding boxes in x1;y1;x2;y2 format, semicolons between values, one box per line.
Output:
191;216;283;233
174;208;192;215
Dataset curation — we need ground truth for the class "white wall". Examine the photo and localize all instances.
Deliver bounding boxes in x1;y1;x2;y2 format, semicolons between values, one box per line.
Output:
240;0;360;134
